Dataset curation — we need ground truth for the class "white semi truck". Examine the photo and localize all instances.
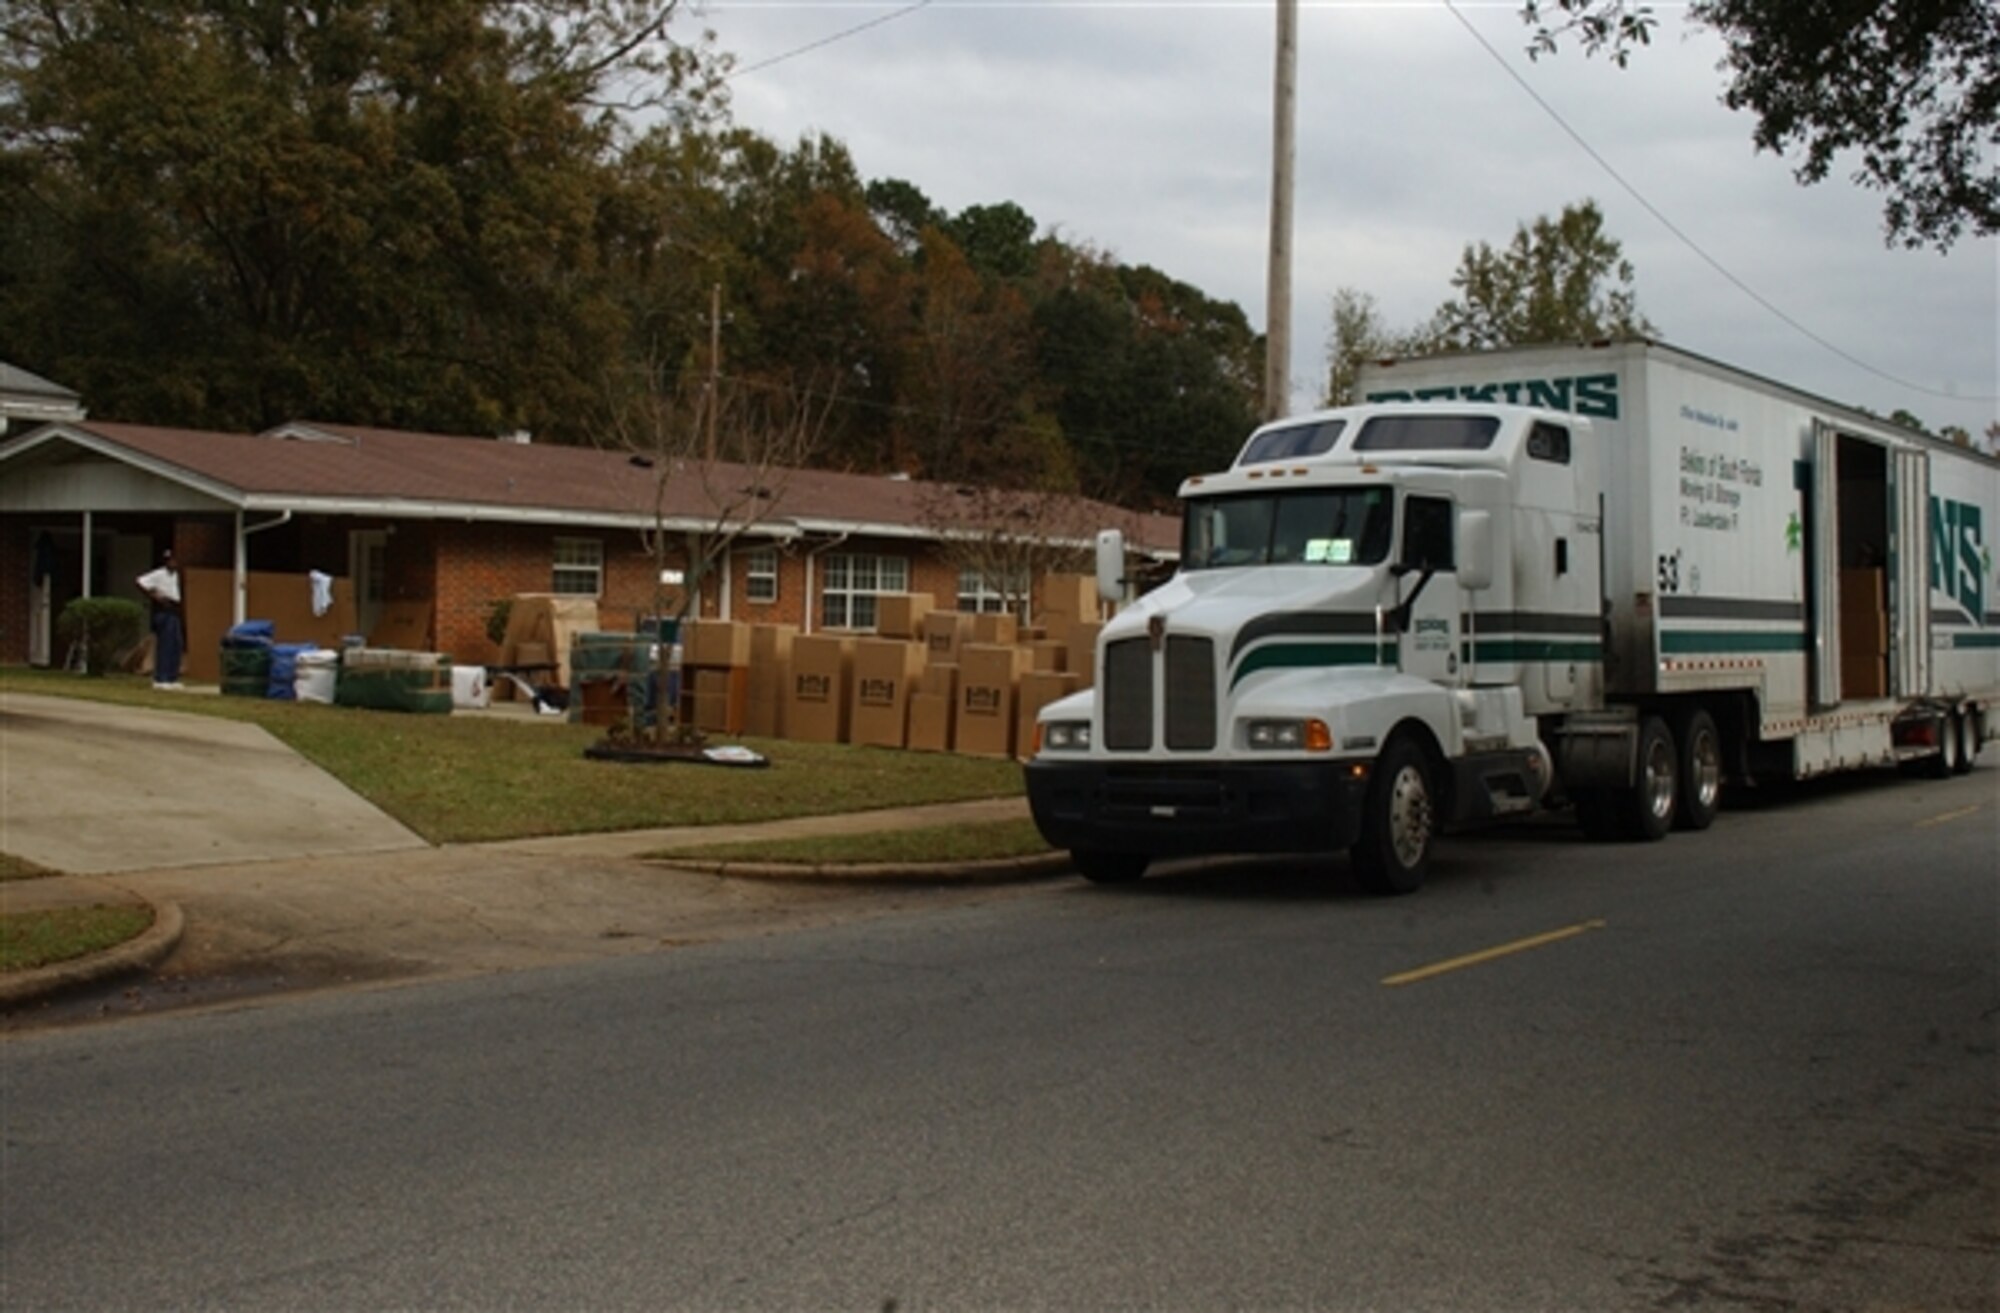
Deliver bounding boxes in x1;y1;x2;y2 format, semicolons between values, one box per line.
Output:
1025;340;1998;893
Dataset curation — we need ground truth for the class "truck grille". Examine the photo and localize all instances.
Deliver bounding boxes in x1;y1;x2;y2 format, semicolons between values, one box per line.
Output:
1099;634;1218;752
1164;636;1217;750
1102;638;1152;750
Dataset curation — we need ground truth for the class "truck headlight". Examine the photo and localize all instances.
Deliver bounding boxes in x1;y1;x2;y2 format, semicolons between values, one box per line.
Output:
1244;718;1334;752
1041;721;1092;752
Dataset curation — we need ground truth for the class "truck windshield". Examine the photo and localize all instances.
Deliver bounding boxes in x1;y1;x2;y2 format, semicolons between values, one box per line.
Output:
1182;487;1393;570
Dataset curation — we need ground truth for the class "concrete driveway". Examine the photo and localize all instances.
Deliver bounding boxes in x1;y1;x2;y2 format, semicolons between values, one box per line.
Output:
0;690;427;874
1;689;1049;1026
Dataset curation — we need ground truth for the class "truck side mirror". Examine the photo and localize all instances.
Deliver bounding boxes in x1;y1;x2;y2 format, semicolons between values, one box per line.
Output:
1095;528;1128;606
1458;510;1493;592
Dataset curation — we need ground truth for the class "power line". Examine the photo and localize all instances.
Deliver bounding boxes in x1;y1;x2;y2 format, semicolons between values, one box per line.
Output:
723;1;938;81
1440;0;1999;407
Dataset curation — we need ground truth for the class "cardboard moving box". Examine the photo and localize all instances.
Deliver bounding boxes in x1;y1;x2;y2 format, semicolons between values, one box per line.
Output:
876;593;935;640
908;692;954;752
921;611;975;664
692;667;750;734
745;623;797;738
1039;573;1100;643
849;639;925;748
787;634;855;743
688;619;751;669
956;643;1030;758
970;612;1019;646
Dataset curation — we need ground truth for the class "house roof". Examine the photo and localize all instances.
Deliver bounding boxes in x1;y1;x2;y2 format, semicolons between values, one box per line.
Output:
0;417;1182;555
1;362;87;427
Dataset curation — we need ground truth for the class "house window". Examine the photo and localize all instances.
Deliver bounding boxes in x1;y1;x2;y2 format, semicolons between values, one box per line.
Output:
822;552;907;630
957;566;1030;618
553;537;603;596
745;546;779;604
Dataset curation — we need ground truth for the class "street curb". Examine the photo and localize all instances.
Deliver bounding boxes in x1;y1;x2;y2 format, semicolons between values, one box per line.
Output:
650;852;1076;884
0;899;185;1008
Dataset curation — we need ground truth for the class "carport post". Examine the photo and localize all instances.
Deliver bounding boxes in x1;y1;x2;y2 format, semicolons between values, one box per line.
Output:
233;511;247;626
80;512;93;598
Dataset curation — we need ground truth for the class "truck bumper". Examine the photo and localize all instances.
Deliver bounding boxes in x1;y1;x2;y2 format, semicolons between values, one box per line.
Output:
1025;758;1371;858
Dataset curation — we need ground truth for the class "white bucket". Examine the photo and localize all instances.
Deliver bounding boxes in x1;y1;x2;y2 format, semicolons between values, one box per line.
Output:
451;664;490;710
294;650;339;704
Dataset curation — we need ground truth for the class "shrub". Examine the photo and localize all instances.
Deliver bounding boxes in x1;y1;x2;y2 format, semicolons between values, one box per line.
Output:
56;597;147;676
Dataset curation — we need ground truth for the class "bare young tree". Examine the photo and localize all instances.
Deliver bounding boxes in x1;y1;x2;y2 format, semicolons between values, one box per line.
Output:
600;354;836;743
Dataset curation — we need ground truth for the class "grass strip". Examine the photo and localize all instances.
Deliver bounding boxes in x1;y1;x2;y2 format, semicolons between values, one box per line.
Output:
653;818;1053;866
0;905;154;973
1;670;1025;844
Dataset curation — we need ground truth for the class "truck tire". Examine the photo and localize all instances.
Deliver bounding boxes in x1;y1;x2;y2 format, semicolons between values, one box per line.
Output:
1924;713;1960;779
1951;711;1976;776
1351;736;1435;895
1072;850;1147;884
1674;709;1723;832
1617;716;1677;842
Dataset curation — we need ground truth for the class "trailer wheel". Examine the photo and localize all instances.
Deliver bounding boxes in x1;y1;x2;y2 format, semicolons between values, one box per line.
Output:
1673;709;1723;832
1925;713;1960;779
1617;716;1677;842
1351;736;1435;895
1951;710;1977;776
1071;850;1147;884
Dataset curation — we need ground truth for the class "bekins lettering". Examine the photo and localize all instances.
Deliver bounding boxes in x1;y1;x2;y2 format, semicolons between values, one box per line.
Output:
1930;496;1987;625
1365;372;1620;420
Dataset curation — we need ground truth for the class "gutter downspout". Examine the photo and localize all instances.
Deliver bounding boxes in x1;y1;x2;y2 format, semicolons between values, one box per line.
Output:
234;510;293;626
800;531;851;636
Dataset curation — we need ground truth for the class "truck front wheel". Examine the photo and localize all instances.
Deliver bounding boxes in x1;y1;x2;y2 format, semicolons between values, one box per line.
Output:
1351;737;1435;896
1072;850;1148;884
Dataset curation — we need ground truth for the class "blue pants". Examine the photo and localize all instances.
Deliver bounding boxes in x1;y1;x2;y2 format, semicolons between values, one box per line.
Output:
152;611;184;684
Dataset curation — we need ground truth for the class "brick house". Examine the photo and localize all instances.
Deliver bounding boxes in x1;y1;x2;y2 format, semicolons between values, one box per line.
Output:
0;415;1178;677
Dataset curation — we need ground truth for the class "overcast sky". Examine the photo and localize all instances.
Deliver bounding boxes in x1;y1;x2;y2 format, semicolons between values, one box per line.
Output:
696;0;1998;442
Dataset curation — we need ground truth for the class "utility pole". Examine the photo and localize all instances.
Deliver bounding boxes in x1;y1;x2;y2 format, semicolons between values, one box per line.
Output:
1264;0;1298;422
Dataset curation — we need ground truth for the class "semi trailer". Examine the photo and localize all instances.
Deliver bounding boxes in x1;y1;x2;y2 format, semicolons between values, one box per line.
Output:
1025;340;1998;893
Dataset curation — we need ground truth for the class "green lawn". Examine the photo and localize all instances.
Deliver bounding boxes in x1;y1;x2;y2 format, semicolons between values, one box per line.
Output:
0;904;154;973
0;669;1026;844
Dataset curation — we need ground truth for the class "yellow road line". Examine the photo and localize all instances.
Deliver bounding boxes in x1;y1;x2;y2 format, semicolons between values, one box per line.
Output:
1382;919;1607;988
1915;804;1984;829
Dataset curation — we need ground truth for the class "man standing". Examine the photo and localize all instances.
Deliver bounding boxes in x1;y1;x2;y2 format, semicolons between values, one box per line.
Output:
137;548;185;689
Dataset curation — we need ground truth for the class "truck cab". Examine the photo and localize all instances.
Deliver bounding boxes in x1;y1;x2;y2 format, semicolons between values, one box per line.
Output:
1025;403;1598;894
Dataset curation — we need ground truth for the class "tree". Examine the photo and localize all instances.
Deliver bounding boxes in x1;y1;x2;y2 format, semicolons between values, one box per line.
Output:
0;0;719;433
1520;0;1999;250
1323;287;1415;406
1420;200;1653;351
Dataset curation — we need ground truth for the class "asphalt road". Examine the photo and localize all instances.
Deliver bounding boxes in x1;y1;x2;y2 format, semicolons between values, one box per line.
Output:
2;766;1994;1310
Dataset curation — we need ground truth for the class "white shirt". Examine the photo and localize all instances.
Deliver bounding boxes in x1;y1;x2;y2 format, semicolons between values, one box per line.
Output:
137;566;181;604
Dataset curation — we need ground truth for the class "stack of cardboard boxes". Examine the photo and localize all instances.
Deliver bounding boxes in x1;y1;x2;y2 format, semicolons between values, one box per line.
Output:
670;573;1103;759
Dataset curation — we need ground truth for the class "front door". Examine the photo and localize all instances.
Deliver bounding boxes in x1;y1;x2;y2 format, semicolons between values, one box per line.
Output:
1396;494;1463;686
